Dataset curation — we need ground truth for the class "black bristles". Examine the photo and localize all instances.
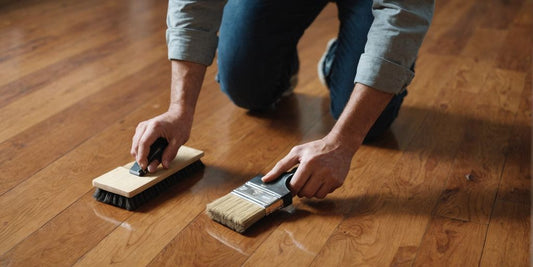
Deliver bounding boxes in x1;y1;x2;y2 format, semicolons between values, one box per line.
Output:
93;160;204;211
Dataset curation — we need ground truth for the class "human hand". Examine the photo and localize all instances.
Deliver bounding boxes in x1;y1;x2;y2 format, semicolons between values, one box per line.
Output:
130;111;192;173
261;136;358;199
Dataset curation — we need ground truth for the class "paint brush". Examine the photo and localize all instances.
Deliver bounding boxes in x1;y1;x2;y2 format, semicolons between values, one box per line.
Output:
206;168;296;233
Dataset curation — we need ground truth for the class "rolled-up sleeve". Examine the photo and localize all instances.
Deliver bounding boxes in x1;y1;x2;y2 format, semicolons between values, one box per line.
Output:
166;0;226;66
354;0;434;94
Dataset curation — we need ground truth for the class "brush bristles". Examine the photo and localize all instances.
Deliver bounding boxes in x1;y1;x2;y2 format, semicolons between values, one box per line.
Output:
206;193;266;233
93;160;204;211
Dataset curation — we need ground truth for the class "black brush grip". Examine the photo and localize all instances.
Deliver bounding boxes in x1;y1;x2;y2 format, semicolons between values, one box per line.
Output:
146;137;169;163
280;168;297;207
129;137;169;176
260;167;297;207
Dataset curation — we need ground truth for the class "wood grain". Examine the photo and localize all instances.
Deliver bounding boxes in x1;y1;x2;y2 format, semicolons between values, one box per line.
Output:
0;0;530;266
479;200;531;266
0;60;168;195
497;73;531;203
413;216;487;266
434;69;527;224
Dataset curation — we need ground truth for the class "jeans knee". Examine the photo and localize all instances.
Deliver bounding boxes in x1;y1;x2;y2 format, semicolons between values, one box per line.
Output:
218;74;277;110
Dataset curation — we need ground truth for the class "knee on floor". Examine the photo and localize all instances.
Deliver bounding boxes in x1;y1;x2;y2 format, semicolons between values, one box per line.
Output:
218;77;279;111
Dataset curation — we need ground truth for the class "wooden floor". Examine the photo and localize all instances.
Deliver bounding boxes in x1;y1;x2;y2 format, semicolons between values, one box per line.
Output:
0;0;531;266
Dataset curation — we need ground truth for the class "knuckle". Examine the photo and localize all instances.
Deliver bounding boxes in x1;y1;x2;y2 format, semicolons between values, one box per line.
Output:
148;119;165;129
150;120;161;129
137;121;147;129
289;146;301;154
300;188;310;197
306;157;318;165
290;183;302;194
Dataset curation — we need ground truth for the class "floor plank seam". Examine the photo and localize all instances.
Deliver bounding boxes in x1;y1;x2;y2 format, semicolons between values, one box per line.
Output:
72;216;126;266
0;185;106;259
145;210;206;266
0;132;95;198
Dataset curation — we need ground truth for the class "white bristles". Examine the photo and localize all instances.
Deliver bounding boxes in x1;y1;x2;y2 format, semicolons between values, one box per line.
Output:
206;193;266;233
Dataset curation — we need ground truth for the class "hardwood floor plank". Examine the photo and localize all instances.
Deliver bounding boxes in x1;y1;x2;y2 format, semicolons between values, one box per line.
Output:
0;1;166;87
495;25;533;72
148;214;262;266
479;0;525;29
0;60;169;195
460;28;506;65
479;200;530;267
0;2;113;55
413;216;487;266
0;1;91;31
0;31;165;144
0;193;131;266
426;0;483;55
0;10;163;108
434;69;526;223
497;73;531;203
512;0;533;26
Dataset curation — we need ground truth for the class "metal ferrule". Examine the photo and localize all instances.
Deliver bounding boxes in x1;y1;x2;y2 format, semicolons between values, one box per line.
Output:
231;182;285;215
231;170;295;215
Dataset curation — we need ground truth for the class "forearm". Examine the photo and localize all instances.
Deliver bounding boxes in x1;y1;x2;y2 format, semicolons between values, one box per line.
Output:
325;83;393;153
168;60;207;120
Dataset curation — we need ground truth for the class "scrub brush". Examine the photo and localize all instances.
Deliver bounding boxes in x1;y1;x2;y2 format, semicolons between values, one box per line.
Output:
92;137;204;210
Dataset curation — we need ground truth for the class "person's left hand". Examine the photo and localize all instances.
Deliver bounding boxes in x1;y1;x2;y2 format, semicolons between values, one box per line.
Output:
261;136;358;199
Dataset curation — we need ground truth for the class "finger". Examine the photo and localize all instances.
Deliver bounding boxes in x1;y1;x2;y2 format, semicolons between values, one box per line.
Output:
136;128;159;169
131;122;147;157
315;183;330;199
161;140;180;168
147;160;160;173
298;174;323;198
289;165;312;196
262;153;299;182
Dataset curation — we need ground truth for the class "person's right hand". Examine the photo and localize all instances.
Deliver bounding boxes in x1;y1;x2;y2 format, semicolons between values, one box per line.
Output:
130;111;193;173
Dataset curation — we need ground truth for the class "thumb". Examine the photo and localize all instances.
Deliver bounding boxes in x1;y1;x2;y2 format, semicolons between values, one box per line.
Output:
262;154;299;183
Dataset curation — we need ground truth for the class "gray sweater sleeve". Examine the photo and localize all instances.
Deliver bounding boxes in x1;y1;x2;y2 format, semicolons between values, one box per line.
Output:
354;0;434;94
166;0;225;66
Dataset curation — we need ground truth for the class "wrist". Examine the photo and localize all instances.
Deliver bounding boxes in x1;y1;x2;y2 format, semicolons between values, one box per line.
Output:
326;83;394;152
164;106;193;126
323;130;361;156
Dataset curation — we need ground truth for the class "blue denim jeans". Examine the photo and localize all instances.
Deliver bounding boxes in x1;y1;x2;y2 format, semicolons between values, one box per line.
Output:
216;0;407;141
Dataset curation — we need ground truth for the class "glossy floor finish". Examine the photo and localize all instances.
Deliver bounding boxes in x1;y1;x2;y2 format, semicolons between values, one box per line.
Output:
0;0;531;266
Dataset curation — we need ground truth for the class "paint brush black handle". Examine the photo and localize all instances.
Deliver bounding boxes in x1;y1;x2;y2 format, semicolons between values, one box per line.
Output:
272;167;297;207
129;137;169;176
262;167;296;195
